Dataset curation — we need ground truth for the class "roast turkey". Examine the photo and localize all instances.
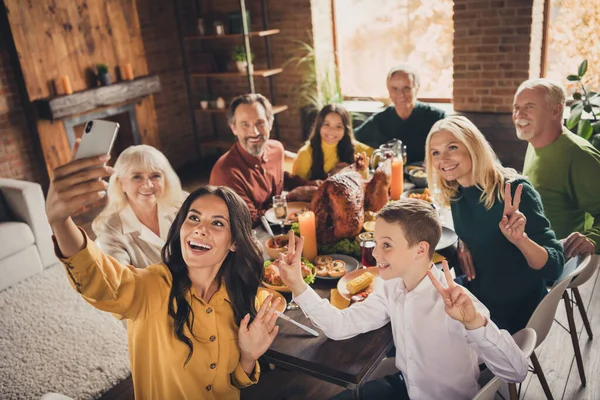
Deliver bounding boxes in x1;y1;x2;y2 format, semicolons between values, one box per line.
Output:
309;153;391;243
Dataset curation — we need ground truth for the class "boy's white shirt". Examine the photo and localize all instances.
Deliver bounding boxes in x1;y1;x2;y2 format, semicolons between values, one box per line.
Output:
293;265;528;400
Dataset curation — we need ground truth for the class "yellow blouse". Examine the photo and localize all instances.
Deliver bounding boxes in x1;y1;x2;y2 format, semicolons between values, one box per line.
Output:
54;230;259;400
292;140;374;179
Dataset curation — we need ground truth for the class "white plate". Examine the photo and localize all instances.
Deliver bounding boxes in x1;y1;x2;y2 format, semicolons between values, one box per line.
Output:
436;226;458;250
265;202;310;225
314;254;360;280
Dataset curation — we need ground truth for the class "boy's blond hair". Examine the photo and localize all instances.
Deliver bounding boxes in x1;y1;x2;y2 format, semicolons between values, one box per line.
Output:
376;199;442;258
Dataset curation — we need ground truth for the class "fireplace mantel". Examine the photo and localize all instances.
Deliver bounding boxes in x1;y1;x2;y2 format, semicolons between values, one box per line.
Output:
33;75;161;120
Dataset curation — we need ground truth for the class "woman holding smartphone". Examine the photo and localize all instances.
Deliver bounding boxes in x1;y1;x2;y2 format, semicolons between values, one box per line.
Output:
92;144;187;269
45;146;280;399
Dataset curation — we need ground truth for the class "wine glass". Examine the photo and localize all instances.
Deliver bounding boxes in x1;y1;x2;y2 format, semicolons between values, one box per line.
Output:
272;195;288;234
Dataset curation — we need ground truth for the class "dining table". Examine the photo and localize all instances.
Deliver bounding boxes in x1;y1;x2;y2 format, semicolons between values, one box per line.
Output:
242;181;459;399
252;227;394;393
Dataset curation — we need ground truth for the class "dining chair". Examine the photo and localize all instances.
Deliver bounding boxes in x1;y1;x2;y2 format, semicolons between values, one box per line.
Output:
472;376;502;400
508;276;573;400
552;254;596;387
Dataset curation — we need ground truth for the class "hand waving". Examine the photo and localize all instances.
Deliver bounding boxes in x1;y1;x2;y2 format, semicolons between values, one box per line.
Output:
238;294;280;363
427;261;486;330
499;183;528;245
275;230;307;295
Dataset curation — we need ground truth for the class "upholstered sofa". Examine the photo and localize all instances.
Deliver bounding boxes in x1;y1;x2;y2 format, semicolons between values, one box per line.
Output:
0;178;57;291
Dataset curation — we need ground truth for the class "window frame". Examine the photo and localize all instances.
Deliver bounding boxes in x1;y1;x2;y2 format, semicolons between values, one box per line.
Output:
330;0;453;104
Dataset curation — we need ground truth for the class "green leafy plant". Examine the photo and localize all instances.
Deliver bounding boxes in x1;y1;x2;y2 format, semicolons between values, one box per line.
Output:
96;64;109;75
232;46;254;63
566;60;600;142
285;38;343;112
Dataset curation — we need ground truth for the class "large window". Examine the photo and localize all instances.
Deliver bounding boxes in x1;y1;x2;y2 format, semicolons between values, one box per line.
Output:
544;0;600;93
332;0;454;100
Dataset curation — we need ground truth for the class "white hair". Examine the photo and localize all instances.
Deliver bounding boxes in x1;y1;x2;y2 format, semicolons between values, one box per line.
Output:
386;64;420;89
515;78;566;108
92;145;183;233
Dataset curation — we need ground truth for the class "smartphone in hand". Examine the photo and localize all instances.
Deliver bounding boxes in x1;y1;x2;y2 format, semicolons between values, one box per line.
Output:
74;119;120;160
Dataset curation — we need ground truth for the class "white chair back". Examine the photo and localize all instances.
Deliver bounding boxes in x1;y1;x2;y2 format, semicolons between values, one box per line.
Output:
472;376;502;400
570;254;597;288
527;276;572;348
512;327;537;358
553;254;592;287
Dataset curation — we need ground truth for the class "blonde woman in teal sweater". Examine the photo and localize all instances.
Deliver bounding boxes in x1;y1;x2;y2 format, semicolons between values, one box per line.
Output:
425;115;564;333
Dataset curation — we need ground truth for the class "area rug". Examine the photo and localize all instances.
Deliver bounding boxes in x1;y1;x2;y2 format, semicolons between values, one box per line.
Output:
0;264;130;400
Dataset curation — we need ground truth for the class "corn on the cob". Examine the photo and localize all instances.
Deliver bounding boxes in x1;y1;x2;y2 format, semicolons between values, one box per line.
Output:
346;272;374;295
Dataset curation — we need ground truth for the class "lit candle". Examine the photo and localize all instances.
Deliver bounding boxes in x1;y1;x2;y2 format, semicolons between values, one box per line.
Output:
390;158;404;200
298;211;318;262
60;75;73;95
122;64;134;80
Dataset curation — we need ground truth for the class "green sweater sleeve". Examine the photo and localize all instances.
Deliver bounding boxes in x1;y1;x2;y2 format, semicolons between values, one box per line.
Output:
516;179;565;280
569;149;600;252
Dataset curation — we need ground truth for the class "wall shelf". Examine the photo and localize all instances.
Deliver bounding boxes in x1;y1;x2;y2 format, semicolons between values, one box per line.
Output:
185;29;280;40
175;0;285;152
195;105;288;114
190;68;283;78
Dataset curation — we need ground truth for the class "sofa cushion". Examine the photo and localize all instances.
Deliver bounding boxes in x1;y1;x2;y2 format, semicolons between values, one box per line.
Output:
0;221;35;260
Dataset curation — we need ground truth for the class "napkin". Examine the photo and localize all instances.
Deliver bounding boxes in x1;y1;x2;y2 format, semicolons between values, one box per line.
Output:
330;289;350;310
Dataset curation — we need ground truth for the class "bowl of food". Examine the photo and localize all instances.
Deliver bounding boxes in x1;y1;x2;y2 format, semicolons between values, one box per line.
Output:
265;234;289;260
401;188;433;204
408;167;428;188
262;258;315;292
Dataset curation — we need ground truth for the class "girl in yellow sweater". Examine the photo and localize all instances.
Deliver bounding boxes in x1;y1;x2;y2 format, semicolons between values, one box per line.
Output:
45;144;280;399
293;104;373;180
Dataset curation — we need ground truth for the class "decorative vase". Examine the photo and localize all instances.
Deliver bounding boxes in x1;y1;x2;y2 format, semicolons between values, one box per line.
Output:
216;97;226;109
236;61;248;72
97;73;111;86
200;100;209;110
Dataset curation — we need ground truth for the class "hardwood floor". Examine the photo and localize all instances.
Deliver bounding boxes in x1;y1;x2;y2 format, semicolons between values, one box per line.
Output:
79;165;600;400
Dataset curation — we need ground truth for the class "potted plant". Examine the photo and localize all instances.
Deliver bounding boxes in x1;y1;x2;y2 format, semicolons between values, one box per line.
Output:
566;60;600;149
285;37;365;139
232;46;254;72
96;64;111;86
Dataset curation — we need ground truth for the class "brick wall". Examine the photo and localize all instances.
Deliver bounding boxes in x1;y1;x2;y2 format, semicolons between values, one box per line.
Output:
136;0;198;170
453;0;538;170
0;32;45;183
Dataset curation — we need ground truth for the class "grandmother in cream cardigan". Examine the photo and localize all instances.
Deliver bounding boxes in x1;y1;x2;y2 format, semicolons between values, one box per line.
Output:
92;145;186;269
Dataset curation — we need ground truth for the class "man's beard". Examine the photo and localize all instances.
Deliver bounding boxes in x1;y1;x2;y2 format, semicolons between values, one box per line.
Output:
242;136;266;157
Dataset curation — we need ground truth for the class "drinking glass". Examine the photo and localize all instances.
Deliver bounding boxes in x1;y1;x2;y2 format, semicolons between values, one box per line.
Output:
272;195;288;234
360;239;377;268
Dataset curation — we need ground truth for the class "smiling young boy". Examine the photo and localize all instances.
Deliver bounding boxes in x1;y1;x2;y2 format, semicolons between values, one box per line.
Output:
277;199;528;400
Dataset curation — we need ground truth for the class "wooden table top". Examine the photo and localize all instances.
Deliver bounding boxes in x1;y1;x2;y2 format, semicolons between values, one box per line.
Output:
262;279;394;389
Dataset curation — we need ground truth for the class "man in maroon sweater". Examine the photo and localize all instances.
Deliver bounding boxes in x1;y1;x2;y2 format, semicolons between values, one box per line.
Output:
210;94;318;225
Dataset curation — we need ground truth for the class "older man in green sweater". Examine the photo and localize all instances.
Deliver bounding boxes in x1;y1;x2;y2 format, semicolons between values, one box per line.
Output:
513;78;600;257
